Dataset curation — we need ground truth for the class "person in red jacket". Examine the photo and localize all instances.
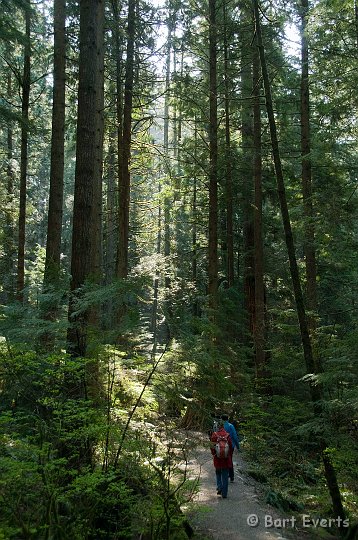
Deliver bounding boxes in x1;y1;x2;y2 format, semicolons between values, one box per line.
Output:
210;420;233;498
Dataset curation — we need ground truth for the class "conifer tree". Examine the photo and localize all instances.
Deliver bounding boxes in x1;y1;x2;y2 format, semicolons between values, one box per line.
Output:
117;0;136;279
16;1;31;303
253;0;346;520
67;0;105;358
208;0;218;309
43;0;66;298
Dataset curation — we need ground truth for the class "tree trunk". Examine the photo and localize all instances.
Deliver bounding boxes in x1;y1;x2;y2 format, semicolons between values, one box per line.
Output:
16;3;31;303
163;21;172;289
252;37;267;382
223;1;234;288
322;450;346;521
92;2;104;282
300;0;317;330
105;137;117;285
208;0;218;309
192;118;199;315
151;182;162;335
253;0;316;383
67;0;105;359
117;0;136;279
3;72;16;303
113;0;124;271
43;0;66;294
241;4;255;336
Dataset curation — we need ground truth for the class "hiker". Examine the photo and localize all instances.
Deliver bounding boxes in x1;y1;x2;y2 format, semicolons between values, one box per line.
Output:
221;413;240;482
210;419;233;499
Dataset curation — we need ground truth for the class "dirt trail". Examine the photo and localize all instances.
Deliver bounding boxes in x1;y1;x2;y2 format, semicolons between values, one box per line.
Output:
186;436;308;540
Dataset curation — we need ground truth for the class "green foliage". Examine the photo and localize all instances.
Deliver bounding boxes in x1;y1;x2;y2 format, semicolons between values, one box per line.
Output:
241;326;358;520
0;344;198;539
265;490;303;513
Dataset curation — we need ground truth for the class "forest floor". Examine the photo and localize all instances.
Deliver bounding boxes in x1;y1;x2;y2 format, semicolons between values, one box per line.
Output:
185;433;313;540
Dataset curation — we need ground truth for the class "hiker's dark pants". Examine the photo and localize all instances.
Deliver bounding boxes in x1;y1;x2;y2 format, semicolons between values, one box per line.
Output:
215;468;229;497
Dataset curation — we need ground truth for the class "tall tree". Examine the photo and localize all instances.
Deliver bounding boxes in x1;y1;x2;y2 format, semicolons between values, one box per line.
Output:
16;1;31;303
253;0;346;521
223;1;234;288
67;0;105;358
117;0;136;279
300;0;317;331
43;0;66;293
241;2;255;336
163;15;172;291
92;0;105;281
3;71;16;302
252;32;266;381
208;0;218;309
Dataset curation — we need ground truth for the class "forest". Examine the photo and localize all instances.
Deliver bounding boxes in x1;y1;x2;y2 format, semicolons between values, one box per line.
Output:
0;0;357;538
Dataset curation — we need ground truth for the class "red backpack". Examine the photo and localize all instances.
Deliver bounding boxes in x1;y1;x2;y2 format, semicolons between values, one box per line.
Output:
214;433;230;459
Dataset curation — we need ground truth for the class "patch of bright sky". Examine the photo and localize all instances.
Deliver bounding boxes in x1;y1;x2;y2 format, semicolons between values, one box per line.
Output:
284;22;301;66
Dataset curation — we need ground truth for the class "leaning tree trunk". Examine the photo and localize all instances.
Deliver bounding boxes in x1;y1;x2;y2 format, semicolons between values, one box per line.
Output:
16;3;31;303
253;0;316;383
208;0;218;310
253;0;346;521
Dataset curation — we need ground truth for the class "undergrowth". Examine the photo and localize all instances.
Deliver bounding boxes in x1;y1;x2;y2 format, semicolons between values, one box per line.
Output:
0;344;198;539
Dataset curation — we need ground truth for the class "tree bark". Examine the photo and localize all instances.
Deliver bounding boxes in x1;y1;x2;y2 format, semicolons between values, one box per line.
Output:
322;450;346;521
92;1;104;282
43;0;66;293
16;3;31;303
163;20;172;289
117;0;136;279
300;0;317;330
208;0;218;309
3;72;16;303
105;137;117;285
151;181;162;334
241;4;255;336
67;0;105;358
223;1;234;288
252;37;267;381
192;117;199;316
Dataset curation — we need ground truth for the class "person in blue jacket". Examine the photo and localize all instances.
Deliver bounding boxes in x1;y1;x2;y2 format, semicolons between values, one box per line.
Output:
221;414;240;482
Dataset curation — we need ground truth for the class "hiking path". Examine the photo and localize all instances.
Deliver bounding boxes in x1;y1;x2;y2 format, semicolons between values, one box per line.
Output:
185;433;310;540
